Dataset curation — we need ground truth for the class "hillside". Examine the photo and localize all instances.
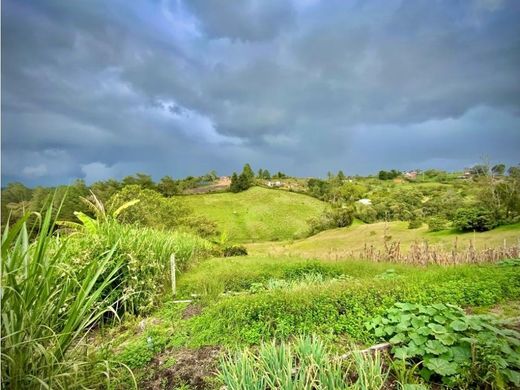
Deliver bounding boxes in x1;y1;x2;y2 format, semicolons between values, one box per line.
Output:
180;186;327;242
248;220;520;259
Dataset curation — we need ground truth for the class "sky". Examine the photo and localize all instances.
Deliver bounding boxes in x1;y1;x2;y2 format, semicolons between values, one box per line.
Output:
2;0;520;186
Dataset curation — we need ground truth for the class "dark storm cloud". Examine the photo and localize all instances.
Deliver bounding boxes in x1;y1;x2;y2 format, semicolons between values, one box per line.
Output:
2;0;519;186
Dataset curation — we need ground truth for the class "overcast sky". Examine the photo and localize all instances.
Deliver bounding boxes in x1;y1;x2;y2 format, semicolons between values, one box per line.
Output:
2;0;519;186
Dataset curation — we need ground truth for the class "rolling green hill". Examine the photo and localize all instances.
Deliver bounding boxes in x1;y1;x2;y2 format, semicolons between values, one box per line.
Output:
179;186;327;242
248;220;520;258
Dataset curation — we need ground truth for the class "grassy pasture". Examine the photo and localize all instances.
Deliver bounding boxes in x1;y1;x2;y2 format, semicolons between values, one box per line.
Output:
248;221;520;259
179;186;327;242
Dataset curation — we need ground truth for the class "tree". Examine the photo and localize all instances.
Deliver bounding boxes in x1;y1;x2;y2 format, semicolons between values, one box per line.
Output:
337;170;346;181
122;173;155;189
230;173;241;193
157;176;179;197
242;164;255;184
263;169;271;180
90;179;122;203
108;185;191;230
453;207;497;232
257;169;264;178
470;165;488;177
491;164;506;176
1;182;33;226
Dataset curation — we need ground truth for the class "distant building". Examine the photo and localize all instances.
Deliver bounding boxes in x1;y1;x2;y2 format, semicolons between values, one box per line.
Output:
404;171;418;180
357;198;372;206
267;181;282;187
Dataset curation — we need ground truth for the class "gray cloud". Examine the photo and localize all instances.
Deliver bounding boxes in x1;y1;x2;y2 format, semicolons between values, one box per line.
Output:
2;0;519;186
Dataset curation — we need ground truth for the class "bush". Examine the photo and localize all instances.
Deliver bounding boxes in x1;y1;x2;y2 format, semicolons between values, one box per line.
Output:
453;207;498;232
408;219;423;229
427;216;449;232
308;207;354;235
64;220;213;315
367;302;520;388
223;245;248;257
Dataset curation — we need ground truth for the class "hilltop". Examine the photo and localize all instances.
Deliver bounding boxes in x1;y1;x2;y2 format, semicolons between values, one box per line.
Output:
179;186;327;242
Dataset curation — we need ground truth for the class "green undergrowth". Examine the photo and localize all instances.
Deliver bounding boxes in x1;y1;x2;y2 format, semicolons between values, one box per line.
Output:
183;261;520;346
61;221;214;315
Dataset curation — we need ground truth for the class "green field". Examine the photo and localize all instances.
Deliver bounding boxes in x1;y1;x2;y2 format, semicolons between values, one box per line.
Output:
179;186;327;242
248;220;520;258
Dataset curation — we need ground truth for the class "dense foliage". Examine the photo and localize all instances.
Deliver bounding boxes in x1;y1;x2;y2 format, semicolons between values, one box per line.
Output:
1;209;129;389
368;302;520;388
183;260;520;346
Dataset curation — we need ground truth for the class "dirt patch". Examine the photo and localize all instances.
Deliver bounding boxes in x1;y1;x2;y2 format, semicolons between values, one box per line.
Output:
182;304;202;320
141;346;222;390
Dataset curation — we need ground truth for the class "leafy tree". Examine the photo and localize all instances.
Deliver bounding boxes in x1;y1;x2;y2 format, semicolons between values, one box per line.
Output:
242;164;255;184
453;207;497;232
230;173;241;193
263;169;271;180
470;165;488;176
157;176;179;196
90;179;122;203
257;169;264;178
337;170;346;181
122;173;155;189
108;185;190;230
1;182;33;225
307;179;329;200
491;164;505;176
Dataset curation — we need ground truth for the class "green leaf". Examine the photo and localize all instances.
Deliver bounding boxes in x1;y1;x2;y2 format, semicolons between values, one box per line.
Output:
411;318;425;328
410;333;427;345
424;358;459;376
417;326;432;336
433;315;447;324
449;319;468;332
425;340;449;355
503;369;520;387
451;345;471;363
428;323;447;334
390;333;407;344
393;346;409;360
384;325;396;336
436;333;457;346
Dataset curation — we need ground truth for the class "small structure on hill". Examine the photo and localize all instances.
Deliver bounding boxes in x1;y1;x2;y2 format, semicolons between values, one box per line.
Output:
267;181;283;187
404;171;418;180
357;198;372;206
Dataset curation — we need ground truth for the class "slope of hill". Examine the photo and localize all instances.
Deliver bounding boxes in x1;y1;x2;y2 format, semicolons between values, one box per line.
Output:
180;186;327;242
248;220;520;259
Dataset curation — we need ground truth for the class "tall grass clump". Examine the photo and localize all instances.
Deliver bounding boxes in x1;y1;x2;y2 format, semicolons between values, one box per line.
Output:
218;335;389;389
63;220;214;315
1;208;133;389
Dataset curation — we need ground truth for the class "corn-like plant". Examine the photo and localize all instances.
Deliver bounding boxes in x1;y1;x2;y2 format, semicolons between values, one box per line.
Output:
1;206;135;389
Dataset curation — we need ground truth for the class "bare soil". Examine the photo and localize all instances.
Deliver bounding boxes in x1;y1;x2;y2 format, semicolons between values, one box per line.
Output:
140;346;222;390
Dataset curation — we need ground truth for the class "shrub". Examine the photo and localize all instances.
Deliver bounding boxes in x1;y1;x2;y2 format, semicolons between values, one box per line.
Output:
308;207;354;235
367;303;520;388
63;220;213;315
453;207;498;232
408;219;423;229
427;216;449;232
223;245;248;257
